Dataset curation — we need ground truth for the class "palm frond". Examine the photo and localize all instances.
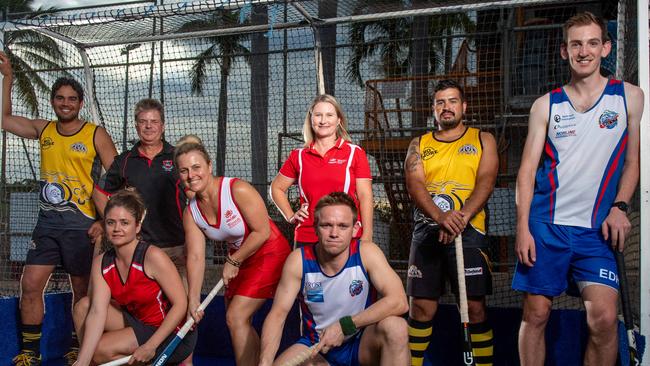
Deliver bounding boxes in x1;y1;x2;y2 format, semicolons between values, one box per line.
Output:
10;50;65;72
12;70;41;116
190;45;217;95
183;9;250;93
9;30;66;61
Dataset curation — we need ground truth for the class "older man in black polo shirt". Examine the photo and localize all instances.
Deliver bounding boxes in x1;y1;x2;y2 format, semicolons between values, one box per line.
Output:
95;98;186;271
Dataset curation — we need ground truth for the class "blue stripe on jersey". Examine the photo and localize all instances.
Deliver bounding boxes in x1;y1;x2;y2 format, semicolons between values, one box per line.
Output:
532;137;560;222
591;131;628;227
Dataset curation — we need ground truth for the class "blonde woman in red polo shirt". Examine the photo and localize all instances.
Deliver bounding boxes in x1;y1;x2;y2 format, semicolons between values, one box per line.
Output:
271;94;374;247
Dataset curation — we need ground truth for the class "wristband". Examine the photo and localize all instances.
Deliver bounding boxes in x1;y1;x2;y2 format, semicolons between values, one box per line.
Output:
225;255;241;268
339;315;357;336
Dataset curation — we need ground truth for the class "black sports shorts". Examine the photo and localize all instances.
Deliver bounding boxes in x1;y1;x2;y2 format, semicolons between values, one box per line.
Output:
26;225;94;276
123;311;197;365
407;225;492;299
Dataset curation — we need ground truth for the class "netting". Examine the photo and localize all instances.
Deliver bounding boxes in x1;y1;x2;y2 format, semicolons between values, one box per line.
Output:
0;0;642;321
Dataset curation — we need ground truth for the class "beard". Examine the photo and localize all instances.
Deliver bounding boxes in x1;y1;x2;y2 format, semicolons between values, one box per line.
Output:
55;112;79;123
438;116;462;130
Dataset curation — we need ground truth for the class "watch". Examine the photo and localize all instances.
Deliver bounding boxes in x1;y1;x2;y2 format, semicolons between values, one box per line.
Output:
612;201;629;213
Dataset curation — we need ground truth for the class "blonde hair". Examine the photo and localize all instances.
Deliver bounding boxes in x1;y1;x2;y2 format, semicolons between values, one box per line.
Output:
174;134;210;166
302;94;351;147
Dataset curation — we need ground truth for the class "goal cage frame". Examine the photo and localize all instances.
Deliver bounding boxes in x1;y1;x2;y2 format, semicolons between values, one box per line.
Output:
0;0;648;347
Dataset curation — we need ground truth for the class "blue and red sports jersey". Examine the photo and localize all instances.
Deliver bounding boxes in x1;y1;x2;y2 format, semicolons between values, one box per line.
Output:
530;79;628;229
298;240;376;344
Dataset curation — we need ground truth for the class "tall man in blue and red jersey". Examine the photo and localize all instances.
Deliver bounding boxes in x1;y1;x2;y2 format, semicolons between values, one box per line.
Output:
0;51;117;365
512;12;644;365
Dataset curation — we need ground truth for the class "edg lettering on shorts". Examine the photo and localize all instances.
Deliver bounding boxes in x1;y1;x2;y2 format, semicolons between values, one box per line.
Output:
599;268;619;285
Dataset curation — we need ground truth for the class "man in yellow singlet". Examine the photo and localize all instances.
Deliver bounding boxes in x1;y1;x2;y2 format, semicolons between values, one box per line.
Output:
0;52;117;366
404;79;498;366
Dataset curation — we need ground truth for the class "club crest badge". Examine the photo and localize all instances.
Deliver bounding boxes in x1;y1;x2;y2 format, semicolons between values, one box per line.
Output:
349;280;364;296
598;110;619;129
162;160;173;172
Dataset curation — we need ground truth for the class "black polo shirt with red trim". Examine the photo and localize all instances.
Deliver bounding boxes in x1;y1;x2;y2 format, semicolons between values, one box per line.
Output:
99;140;185;248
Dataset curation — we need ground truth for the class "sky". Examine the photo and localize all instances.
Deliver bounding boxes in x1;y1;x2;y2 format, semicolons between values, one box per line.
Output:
30;0;153;10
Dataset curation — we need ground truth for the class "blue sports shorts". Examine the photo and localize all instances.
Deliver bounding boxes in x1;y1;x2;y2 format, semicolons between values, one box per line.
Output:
297;330;364;366
512;221;618;296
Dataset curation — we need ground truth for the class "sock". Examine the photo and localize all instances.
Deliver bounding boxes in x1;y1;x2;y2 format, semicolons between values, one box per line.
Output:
20;323;42;357
469;321;494;366
70;331;79;351
408;318;433;366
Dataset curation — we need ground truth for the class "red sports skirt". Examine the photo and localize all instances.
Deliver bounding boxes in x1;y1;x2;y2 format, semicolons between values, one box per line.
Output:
225;220;291;299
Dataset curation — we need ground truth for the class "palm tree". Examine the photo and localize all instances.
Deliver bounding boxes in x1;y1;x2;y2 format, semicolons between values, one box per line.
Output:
346;12;411;88
179;9;250;177
2;0;66;116
346;0;475;90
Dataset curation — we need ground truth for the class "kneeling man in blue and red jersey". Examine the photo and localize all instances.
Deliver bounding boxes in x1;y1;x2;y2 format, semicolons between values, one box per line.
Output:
259;192;410;366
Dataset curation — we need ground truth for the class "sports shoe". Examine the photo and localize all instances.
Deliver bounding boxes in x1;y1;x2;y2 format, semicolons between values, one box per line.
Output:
12;351;41;366
64;348;78;366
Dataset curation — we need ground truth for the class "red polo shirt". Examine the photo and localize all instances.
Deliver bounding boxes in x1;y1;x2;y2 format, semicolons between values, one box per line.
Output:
279;138;372;242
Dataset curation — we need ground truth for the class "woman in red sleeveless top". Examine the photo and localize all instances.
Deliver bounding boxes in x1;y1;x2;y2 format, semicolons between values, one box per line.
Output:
175;135;290;366
72;190;195;365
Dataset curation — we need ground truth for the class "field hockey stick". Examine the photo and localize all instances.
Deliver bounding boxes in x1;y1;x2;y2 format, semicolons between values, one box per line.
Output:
614;250;640;366
101;279;225;366
279;342;320;366
454;235;475;366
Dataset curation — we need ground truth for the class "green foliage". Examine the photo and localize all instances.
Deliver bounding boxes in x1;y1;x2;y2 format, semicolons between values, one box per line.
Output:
178;9;251;96
179;9;252;176
2;0;66;117
346;0;476;87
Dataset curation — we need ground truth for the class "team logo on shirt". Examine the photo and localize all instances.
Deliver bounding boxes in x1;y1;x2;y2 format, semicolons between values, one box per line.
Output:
225;209;242;228
598;110;619;129
414;182;471;226
161;160;173;172
41;137;54;150
413;194;454;226
305;281;324;302
41;182;70;205
433;194;454;212
458;144;477;155
328;158;347;165
70;142;88;153
553;114;561;123
421;147;438;160
349;280;364;296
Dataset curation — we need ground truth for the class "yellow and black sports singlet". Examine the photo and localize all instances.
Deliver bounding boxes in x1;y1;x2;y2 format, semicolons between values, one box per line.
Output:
38;121;102;229
416;127;486;234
